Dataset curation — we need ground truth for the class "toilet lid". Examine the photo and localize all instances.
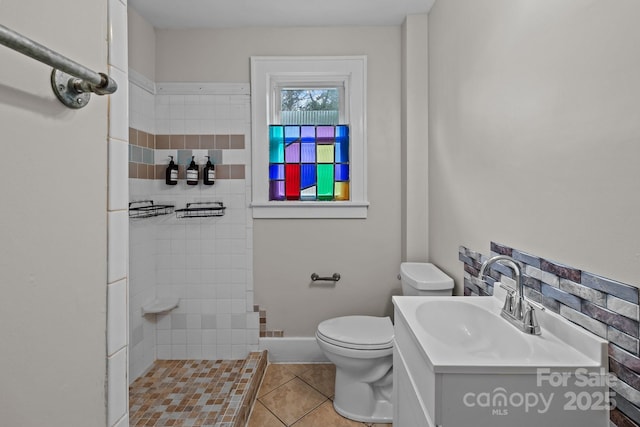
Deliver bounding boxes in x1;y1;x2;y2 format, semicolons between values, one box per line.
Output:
317;316;394;350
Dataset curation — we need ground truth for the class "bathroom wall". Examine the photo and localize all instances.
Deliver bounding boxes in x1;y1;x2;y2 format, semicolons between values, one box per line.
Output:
128;6;156;82
428;0;640;292
0;0;109;425
156;26;404;336
401;15;429;263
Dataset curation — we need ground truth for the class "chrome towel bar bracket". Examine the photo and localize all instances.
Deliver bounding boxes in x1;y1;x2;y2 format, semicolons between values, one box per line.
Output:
311;273;341;282
0;24;118;109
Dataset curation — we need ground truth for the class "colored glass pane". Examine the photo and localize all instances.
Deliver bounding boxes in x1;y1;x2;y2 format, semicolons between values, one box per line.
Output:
269;181;285;201
269;164;284;180
317;164;334;200
335;164;349;182
335;125;349;141
269;125;284;141
301;126;316;142
285;164;300;200
269;141;284;163
317;145;334;163
268;124;349;202
301;143;316;163
335;141;349;163
284;125;300;142
316;126;335;141
300;164;316;188
334;182;349;201
300;186;316;201
285;142;300;163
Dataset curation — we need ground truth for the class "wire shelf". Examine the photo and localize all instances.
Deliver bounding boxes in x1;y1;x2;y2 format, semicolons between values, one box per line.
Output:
129;200;175;218
175;202;226;219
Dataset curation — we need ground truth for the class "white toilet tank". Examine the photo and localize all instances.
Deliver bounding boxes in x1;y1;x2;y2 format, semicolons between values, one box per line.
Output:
400;262;454;296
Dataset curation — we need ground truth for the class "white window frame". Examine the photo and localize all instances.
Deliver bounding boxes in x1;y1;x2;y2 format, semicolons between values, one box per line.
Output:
250;56;369;219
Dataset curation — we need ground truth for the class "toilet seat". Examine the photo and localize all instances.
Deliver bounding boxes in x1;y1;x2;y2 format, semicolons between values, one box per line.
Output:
317;315;393;350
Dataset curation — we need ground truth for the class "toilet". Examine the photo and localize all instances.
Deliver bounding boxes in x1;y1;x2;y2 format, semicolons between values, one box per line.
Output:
315;262;454;423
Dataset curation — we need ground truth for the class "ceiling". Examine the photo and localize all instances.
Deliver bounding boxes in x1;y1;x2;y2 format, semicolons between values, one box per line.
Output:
129;0;435;29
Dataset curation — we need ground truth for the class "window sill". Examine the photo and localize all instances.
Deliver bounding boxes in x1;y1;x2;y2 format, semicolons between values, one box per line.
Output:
251;201;369;219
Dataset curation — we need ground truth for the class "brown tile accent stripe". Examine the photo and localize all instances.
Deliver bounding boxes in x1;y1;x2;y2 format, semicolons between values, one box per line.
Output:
254;305;284;338
460;242;640;427
129;351;267;427
129;127;246;181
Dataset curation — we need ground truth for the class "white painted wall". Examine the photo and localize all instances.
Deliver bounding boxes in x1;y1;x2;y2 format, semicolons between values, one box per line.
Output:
428;0;640;292
156;27;403;336
402;15;429;262
128;6;156;81
0;0;108;425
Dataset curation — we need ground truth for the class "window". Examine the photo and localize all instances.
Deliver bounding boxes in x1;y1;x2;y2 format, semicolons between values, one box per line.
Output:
278;87;342;125
251;56;368;218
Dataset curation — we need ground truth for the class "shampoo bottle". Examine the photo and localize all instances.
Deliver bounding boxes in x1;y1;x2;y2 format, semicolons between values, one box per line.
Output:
165;156;178;185
203;155;215;185
186;156;199;185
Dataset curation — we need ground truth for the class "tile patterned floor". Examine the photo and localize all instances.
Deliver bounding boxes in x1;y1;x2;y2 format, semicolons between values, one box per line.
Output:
129;352;267;427
247;363;392;427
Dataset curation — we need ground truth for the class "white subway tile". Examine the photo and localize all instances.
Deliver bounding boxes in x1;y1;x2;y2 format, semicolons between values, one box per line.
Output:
107;279;127;355
108;210;128;282
187;345;202;359
157;345;171;359
108;138;129;211
107;348;127;426
108;66;129;142
108;0;128;72
171;345;187;359
112;413;128;427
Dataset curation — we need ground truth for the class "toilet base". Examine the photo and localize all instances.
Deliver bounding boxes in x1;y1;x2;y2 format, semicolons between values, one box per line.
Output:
333;399;393;424
332;366;393;423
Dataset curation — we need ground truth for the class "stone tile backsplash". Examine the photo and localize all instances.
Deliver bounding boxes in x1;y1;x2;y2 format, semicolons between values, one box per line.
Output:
460;242;640;427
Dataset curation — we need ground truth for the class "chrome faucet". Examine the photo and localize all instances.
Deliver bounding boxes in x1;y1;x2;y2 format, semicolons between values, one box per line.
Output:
479;255;541;335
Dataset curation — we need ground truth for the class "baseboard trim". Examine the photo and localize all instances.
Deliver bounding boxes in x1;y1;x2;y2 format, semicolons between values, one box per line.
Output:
259;337;329;363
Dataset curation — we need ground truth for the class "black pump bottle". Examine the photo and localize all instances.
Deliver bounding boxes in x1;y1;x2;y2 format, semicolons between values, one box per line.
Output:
203;156;215;185
165;156;178;185
186;156;199;185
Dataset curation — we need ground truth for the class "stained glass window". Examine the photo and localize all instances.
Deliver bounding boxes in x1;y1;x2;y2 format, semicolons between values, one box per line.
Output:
269;125;349;201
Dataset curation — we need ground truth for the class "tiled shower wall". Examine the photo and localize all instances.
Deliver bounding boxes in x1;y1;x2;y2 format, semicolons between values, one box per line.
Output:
460;242;640;427
128;75;258;382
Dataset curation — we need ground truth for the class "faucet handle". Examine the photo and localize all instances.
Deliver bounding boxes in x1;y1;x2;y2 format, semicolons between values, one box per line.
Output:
523;305;541;335
514;298;526;320
502;290;515;314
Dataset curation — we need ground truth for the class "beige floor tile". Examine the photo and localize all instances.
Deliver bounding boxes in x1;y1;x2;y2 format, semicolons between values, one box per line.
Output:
298;364;336;398
259;378;328;425
292;401;364;427
247;401;286;427
258;364;297;397
282;363;317;376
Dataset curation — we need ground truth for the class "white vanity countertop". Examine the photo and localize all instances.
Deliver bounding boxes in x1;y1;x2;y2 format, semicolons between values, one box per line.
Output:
393;285;608;374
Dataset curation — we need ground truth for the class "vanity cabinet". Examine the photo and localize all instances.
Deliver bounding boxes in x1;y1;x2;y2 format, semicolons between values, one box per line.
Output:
392;298;609;427
393;312;437;426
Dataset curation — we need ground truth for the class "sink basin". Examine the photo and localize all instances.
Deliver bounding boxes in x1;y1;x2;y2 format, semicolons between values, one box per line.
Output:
392;284;609;427
416;300;532;360
393;284;607;373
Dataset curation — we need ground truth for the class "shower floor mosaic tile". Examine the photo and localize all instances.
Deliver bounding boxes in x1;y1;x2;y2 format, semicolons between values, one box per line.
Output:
130;351;266;427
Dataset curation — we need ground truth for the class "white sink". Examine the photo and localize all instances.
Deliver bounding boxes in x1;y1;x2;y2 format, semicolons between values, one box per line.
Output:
416;299;532;360
392;284;610;427
394;284;608;373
